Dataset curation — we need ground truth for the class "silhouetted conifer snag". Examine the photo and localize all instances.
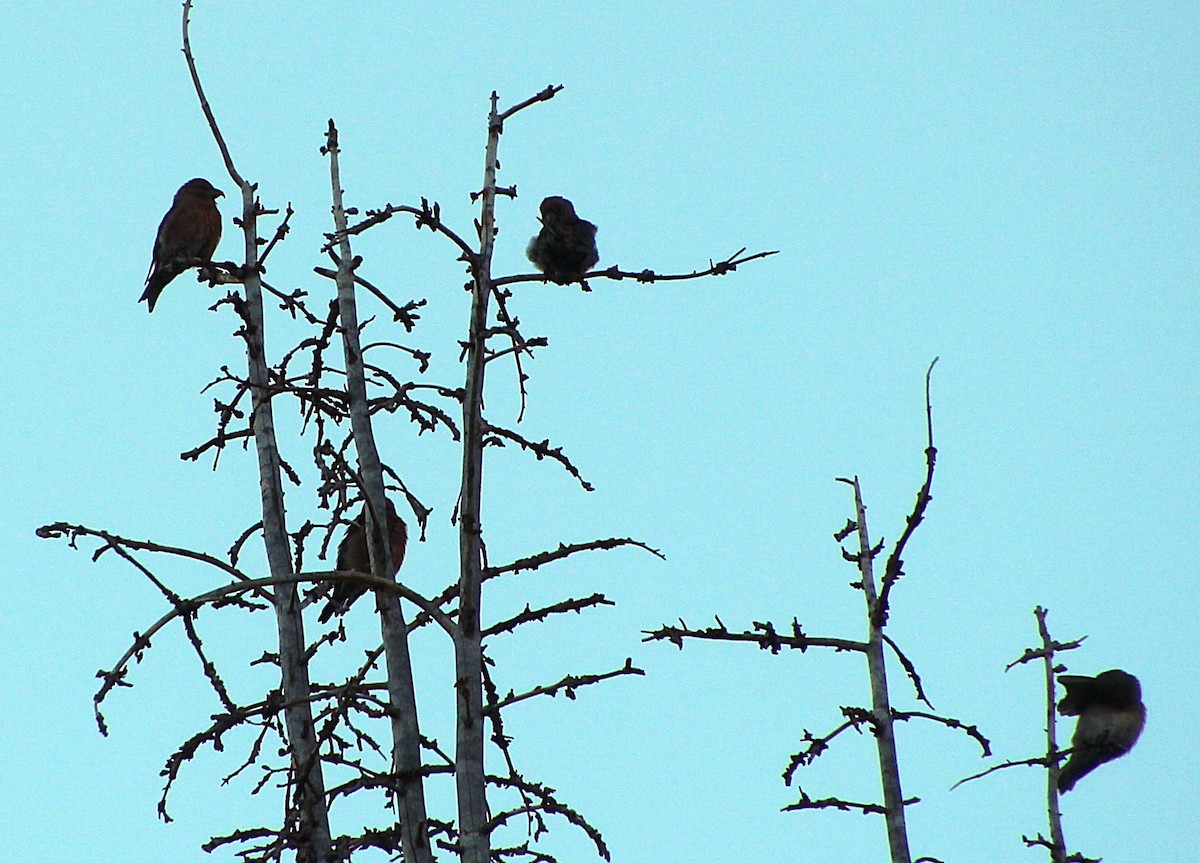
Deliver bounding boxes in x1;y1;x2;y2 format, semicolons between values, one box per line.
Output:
37;6;776;863
526;195;599;284
644;361;971;863
140;177;224;312
1056;669;1145;792
319;498;407;623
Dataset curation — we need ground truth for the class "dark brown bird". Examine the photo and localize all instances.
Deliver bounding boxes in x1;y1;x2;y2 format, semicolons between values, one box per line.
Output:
526;196;599;285
1056;669;1145;792
319;498;407;624
140;178;224;312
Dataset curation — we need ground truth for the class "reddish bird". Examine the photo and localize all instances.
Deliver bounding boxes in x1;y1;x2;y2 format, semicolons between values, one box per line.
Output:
526;196;599;285
1056;669;1145;793
140;178;224;312
319;498;407;624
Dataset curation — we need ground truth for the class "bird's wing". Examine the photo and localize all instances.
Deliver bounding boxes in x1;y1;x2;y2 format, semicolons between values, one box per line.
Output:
1057;675;1099;715
146;207;177;281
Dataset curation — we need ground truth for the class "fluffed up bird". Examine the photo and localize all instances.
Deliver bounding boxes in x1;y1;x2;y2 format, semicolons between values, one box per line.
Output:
140;178;224;312
526;195;599;285
319;497;407;624
1056;669;1145;793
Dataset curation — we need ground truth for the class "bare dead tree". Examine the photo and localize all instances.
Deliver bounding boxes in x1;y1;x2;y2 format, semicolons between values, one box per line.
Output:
645;359;988;863
38;7;777;861
316;82;775;862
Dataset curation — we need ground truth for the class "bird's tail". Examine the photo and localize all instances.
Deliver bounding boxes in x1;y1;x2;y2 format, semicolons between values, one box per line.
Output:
1057;755;1097;793
140;277;165;313
318;590;353;624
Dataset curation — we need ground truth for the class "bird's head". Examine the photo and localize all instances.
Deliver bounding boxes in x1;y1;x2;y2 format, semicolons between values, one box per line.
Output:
1096;669;1142;702
181;177;225;199
352;495;400;524
539;195;577;223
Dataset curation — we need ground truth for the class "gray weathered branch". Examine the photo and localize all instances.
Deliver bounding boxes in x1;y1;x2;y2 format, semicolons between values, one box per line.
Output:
325;119;435;863
183;4;332;858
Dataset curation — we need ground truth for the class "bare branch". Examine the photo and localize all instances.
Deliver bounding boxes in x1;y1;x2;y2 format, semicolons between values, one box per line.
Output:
489;659;644;713
881;633;933;709
783;707;874;785
90;569;447;735
485;774;610;861
36;521;258;591
483;423;593;491
181;0;242;186
324;196;476;260
874;357;939;628
256;203;293;268
493;247;779;289
485;537;665;579
496;84;563;123
312;260;426;330
951;753;1055;790
892;711;991;757
1004;633;1087;671
784;788;920;815
483;593;615;638
1022;834;1100;863
644;616;867;654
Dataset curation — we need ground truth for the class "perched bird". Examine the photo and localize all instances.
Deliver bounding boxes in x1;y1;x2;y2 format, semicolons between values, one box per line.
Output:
526;195;599;285
1056;669;1145;792
140;178;224;312
319;498;407;624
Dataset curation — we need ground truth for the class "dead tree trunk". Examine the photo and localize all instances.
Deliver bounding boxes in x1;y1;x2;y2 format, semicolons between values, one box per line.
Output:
325;119;434;863
180;4;333;859
453;91;504;863
845;477;911;863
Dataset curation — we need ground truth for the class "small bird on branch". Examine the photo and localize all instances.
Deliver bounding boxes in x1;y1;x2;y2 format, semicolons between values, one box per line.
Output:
526;196;598;285
140;178;224;312
1056;669;1145;792
319;498;407;623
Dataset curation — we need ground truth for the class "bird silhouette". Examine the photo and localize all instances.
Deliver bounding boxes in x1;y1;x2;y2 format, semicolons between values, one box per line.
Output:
319;498;407;623
140;178;224;312
526;196;598;285
1057;669;1145;792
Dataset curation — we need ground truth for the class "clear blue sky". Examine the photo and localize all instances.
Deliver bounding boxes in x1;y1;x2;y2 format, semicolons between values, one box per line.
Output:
3;3;1197;861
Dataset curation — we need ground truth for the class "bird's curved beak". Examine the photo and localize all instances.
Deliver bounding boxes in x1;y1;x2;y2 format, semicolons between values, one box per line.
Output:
213;188;225;199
